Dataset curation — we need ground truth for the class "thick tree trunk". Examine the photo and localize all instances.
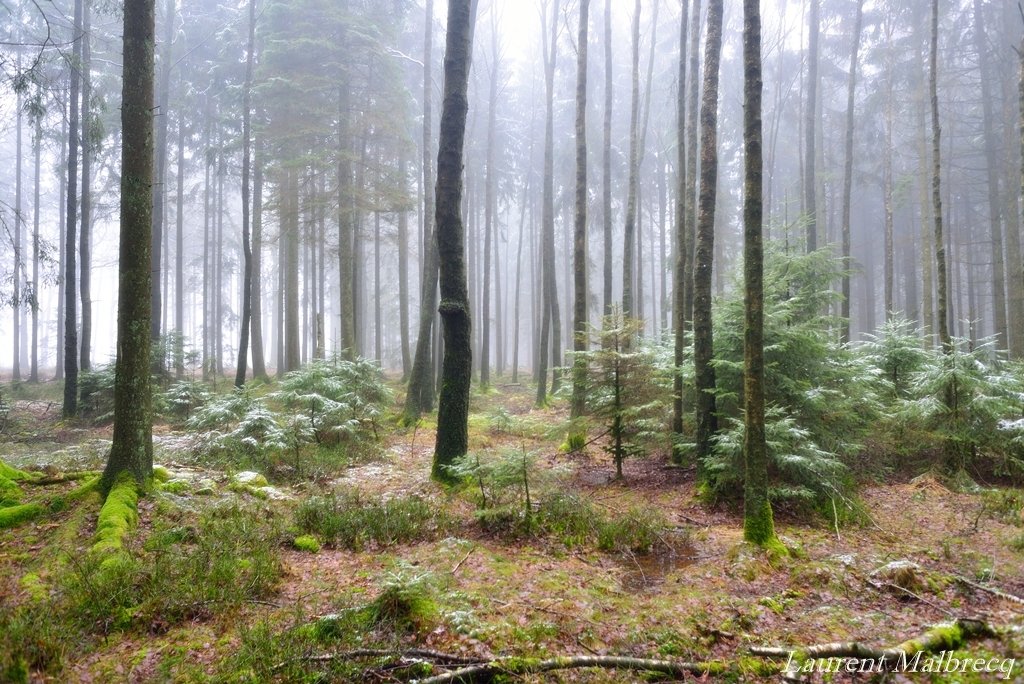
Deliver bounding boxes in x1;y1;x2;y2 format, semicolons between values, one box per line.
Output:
974;0;1007;350
571;0;590;419
103;0;155;490
234;0;256;388
693;0;723;468
251;136;267;379
432;0;476;481
917;21;935;343
63;0;83;418
804;0;819;253
930;0;951;353
839;0;863;343
741;0;781;551
621;0;641;320
672;0;689;438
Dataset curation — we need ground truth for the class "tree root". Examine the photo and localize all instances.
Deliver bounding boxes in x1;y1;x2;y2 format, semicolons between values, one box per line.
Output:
22;471;102;486
749;618;995;679
0;503;43;529
91;473;138;555
409;656;726;684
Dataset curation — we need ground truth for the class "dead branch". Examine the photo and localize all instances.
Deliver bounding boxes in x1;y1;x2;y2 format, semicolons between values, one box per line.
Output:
409;656;726;684
954;575;1024;608
273;648;486;673
749;618;995;679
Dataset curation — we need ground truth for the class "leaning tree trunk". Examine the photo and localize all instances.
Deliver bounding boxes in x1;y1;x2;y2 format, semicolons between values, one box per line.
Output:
63;0;83;419
930;0;951;353
672;0;689;439
741;0;782;552
621;0;641;320
103;0;155;491
403;0;438;422
571;0;590;420
432;0;476;482
693;0;724;469
839;0;863;344
234;0;256;388
804;0;819;253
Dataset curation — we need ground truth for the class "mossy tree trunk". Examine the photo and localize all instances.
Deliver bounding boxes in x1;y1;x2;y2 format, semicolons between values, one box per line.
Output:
103;0;155;491
741;0;781;552
432;0;475;482
571;0;590;420
693;0;723;469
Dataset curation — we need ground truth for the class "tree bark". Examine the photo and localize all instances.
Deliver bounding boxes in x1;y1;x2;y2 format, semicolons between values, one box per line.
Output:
621;0;641;320
235;0;256;388
14;65;22;383
839;0;863;343
80;0;92;374
672;0;690;438
338;0;355;360
741;0;781;551
63;0;83;418
403;0;439;421
973;0;1007;350
481;11;499;389
55;109;66;383
804;0;819;253
399;150;411;380
251;135;267;379
602;0;613;316
432;0;476;482
174;114;185;377
30;87;41;383
883;19;894;322
571;0;590;419
151;0;173;353
285;169;300;373
103;0;155;490
683;0;700;325
930;0;951;353
693;0;723;468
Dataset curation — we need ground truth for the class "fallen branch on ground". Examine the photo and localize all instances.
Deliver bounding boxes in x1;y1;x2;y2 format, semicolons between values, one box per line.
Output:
22;471;102;486
409;656;727;684
749;618;995;679
954;575;1024;608
272;648;487;672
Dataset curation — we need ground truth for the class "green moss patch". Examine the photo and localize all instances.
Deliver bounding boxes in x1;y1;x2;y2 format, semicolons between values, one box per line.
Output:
0;475;23;507
0;504;43;529
293;535;321;553
91;475;138;555
0;461;32;481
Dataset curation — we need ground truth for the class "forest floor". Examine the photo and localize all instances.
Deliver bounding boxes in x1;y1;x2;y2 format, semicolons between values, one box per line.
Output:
1;380;1023;683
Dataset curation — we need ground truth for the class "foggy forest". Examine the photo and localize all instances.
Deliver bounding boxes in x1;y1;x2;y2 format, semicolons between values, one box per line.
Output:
1;0;1024;680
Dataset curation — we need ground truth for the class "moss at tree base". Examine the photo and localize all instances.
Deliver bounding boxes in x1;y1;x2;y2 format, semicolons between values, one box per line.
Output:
743;499;788;556
0;504;43;529
92;473;139;554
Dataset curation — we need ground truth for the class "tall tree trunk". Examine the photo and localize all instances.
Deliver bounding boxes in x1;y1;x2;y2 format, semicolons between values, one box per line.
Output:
251;135;268;379
103;0;155;490
917;29;935;344
151;0;173;354
839;0;863;343
215;146;224;373
285;169;300;372
1006;50;1024;358
79;0;92;374
30;88;41;383
481;11;499;389
375;210;382;363
930;0;951;353
602;0;613;316
399;149;411;380
536;0;561;407
202;116;211;378
174;115;185;376
404;0;439;421
338;0;355;360
63;0;83;418
622;0;641;319
55;109;67;383
741;0;782;552
693;0;724;468
235;0;256;388
683;0;701;325
432;0;476;481
973;0;1007;350
804;0;819;253
14;65;22;383
672;0;690;438
884;43;894;322
512;99;537;386
571;0;590;419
